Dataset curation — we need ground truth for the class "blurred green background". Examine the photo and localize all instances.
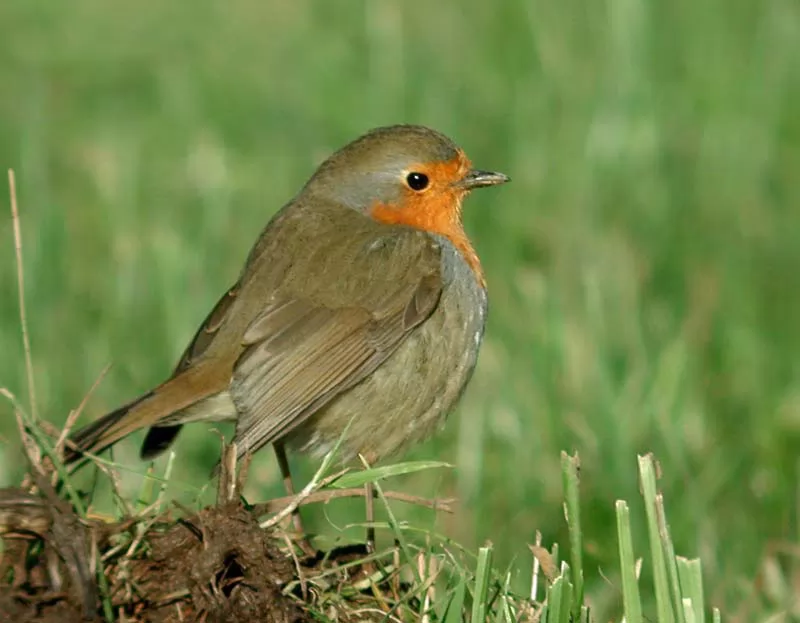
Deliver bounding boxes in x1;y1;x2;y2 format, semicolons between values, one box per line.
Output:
1;0;799;618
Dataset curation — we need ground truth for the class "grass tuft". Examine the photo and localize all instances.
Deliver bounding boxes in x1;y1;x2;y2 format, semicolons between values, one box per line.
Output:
1;403;729;621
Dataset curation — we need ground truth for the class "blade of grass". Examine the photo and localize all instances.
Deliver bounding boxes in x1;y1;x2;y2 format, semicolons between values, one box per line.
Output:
546;574;566;623
493;570;515;623
331;460;452;489
363;463;424;587
682;598;697;623
616;499;643;623
443;576;467;623
656;493;687;623
530;531;542;602
132;450;175;520
154;450;176;513
557;562;574;623
94;550;114;623
639;453;675;623
677;557;705;623
7;169;37;421
561;451;584;615
136;464;158;513
471;545;493;623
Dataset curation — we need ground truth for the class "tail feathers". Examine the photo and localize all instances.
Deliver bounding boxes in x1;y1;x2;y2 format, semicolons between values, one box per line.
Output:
63;392;152;463
140;425;184;460
64;361;230;465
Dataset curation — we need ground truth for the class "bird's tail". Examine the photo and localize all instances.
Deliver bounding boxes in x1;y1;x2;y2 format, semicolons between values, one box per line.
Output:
63;393;151;463
63;362;228;464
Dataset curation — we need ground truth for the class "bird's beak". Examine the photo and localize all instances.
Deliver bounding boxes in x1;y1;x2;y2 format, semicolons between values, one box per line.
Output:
454;169;510;190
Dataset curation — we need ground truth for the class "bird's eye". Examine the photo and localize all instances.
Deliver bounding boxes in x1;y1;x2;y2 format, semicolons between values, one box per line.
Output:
406;172;430;191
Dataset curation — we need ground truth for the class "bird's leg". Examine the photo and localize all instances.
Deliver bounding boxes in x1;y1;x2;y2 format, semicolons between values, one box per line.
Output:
365;481;375;552
274;442;315;555
359;451;379;553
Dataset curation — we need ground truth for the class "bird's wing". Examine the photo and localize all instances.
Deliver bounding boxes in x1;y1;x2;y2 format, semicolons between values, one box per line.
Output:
135;281;242;459
229;225;444;460
172;282;241;374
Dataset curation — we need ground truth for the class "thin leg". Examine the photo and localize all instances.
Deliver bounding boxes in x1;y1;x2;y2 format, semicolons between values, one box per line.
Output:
274;442;307;539
365;481;375;552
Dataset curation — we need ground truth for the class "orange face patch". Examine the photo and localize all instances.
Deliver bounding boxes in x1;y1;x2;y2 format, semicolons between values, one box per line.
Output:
370;150;485;287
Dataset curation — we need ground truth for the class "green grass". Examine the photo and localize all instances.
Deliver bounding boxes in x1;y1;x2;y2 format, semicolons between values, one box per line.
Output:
2;0;800;619
0;406;728;621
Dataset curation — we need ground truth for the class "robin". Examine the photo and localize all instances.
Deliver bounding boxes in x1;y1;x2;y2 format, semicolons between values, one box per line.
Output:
65;124;508;533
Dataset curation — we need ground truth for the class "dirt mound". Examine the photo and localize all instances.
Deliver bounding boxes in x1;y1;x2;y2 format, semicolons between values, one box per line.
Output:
0;437;459;623
0;474;450;621
1;497;307;623
114;503;304;622
0;589;82;623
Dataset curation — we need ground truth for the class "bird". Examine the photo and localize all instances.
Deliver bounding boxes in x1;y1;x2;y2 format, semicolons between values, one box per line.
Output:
64;124;508;535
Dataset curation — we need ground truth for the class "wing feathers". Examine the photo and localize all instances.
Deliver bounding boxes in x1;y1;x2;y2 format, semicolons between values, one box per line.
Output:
230;256;443;459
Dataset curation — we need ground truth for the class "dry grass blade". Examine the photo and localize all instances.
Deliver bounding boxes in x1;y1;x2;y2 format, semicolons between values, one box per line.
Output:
260;468;348;529
55;363;112;458
529;542;558;584
530;531;543;601
1;387;43;473
252;488;454;516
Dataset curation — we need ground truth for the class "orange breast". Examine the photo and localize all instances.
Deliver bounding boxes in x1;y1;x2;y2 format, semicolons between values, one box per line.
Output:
371;195;485;289
369;152;485;288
